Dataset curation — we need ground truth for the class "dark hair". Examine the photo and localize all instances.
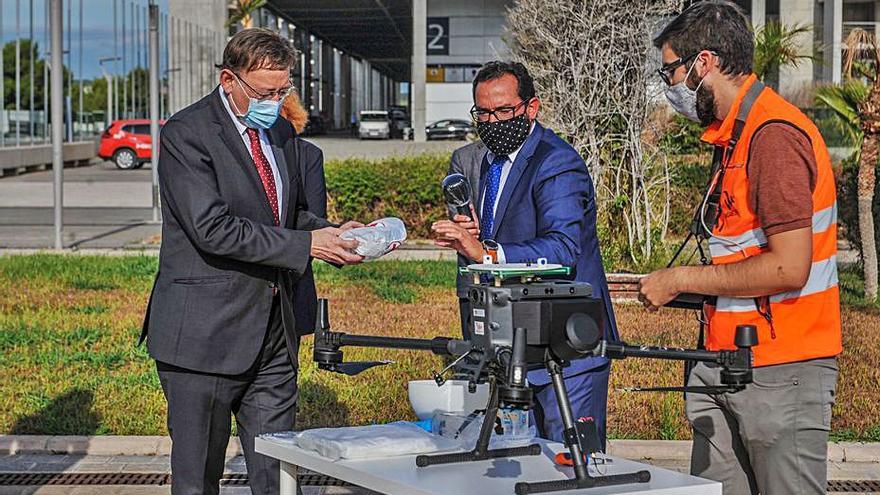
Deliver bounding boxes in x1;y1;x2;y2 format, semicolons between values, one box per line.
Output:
472;61;536;101
653;0;753;76
217;28;297;73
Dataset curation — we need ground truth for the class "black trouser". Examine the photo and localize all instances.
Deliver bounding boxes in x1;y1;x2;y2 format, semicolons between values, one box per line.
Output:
157;296;298;495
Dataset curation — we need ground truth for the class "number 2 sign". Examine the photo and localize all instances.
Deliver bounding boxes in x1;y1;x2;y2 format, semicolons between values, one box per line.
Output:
427;17;449;55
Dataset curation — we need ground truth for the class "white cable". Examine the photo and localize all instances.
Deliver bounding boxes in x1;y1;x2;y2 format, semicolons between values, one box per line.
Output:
698;168;749;259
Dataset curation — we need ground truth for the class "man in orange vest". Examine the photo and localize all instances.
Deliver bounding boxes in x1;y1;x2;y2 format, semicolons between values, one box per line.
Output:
639;2;841;494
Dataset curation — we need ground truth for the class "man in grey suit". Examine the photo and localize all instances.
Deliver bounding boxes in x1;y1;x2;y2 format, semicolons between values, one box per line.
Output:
447;140;486;338
140;29;362;495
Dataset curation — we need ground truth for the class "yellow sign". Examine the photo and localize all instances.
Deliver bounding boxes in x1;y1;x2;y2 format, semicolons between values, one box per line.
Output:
426;67;445;83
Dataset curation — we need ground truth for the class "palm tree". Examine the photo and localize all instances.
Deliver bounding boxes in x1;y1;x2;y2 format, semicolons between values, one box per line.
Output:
226;0;267;30
815;81;868;145
753;22;814;86
839;28;879;301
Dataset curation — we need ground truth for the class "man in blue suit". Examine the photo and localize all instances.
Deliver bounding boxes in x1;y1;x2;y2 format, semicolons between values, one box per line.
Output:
432;61;618;448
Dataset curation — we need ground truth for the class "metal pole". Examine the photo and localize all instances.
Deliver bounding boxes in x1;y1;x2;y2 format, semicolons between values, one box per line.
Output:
43;0;48;141
77;0;82;140
121;0;126;118
133;4;138;117
0;1;5;147
29;0;35;144
66;0;71;140
15;0;21;146
113;0;118;123
50;0;63;250
149;2;160;223
412;0;426;142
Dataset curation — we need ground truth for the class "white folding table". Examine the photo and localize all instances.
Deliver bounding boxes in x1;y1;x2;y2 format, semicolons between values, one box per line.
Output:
255;435;721;495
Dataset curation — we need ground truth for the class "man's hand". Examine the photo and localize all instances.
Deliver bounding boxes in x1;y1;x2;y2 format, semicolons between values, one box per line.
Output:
638;268;683;311
451;204;481;237
431;220;483;261
310;227;363;265
338;220;365;232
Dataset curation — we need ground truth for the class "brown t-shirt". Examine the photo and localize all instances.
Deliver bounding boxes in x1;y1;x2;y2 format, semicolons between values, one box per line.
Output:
746;123;817;237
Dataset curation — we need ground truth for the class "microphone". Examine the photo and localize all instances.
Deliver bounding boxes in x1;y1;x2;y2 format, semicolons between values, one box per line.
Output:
442;173;473;219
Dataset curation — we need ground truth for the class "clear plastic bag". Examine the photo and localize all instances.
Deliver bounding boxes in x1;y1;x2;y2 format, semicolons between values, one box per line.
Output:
340;217;407;261
432;411;537;450
291;421;460;461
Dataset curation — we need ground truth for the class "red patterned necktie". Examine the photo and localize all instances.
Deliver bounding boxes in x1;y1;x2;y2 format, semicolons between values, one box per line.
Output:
245;128;280;226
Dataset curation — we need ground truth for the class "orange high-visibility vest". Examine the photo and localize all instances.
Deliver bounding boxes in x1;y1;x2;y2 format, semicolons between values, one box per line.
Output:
700;74;841;367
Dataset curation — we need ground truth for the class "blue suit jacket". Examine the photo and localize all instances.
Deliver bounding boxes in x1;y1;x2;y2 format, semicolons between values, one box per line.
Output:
478;123;619;386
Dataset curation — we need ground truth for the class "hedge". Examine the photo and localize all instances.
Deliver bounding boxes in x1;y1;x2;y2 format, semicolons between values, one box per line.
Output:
324;154;451;239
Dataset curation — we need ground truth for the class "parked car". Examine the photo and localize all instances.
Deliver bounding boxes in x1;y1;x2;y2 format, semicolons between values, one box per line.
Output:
98;119;165;170
426;119;475;140
358;110;391;140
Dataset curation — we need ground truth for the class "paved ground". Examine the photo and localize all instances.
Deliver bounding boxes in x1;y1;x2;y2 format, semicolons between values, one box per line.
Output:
0;136;463;250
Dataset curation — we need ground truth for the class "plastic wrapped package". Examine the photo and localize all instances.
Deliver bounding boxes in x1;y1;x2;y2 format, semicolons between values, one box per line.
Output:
433;411;537;450
291;421;461;461
340;217;407;261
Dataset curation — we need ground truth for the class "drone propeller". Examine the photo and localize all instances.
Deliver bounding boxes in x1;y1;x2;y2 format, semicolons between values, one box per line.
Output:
325;360;394;376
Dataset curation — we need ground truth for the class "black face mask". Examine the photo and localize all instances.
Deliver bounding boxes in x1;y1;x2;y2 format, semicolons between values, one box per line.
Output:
476;114;531;156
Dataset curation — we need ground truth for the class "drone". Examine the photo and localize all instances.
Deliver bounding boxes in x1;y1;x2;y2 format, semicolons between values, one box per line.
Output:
313;260;756;495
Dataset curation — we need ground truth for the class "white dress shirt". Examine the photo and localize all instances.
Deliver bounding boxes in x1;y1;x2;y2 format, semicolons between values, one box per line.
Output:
219;88;284;217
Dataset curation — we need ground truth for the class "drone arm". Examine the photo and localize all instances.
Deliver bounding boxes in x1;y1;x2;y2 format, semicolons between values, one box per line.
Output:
334;333;457;356
600;342;727;364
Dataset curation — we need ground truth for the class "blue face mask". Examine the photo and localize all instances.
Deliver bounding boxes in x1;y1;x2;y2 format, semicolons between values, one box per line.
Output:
233;78;282;129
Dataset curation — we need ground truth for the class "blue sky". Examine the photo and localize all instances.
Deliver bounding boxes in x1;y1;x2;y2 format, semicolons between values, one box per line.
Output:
1;0;170;80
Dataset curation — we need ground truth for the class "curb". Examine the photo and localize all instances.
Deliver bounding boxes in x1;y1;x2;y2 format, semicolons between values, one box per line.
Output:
2;436;878;462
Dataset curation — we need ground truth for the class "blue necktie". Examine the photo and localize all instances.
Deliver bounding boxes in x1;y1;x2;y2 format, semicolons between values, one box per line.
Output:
480;154;507;241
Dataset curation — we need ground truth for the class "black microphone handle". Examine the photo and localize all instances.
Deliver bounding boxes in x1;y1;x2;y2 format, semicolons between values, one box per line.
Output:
453;205;471;218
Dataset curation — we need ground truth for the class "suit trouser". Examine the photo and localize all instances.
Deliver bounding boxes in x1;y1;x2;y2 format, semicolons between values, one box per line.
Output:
156;296;298;495
529;362;611;450
686;358;838;495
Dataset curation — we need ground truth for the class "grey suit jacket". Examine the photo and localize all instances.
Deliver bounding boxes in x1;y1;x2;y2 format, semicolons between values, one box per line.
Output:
449;140;487;298
140;88;332;375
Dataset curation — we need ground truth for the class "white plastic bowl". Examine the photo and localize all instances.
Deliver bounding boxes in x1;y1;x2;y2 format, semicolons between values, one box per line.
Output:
407;379;490;420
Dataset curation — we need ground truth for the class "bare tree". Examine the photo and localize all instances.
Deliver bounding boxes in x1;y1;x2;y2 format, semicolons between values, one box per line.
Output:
506;0;681;265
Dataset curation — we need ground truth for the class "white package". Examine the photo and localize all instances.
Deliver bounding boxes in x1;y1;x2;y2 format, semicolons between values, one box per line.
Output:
340;217;407;261
293;422;460;461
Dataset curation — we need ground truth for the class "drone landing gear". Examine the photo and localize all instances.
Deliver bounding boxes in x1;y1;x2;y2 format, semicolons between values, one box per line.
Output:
513;358;650;495
415;377;542;468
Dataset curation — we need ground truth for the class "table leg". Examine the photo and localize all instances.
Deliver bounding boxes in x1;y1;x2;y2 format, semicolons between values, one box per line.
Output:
279;461;298;495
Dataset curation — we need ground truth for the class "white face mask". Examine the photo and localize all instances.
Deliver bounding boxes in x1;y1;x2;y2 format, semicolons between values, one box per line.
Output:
664;58;705;122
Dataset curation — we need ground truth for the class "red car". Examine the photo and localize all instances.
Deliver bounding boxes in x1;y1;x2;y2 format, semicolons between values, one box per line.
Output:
98;119;165;170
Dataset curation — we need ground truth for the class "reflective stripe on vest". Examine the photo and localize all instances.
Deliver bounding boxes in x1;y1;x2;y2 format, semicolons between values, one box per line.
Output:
716;255;839;312
708;202;837;259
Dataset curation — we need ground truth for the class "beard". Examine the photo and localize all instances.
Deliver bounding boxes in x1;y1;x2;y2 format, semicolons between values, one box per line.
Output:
688;70;716;127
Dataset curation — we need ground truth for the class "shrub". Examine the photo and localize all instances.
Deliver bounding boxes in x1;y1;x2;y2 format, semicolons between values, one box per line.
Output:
658;114;708;157
837;154;880;264
324;154;451;239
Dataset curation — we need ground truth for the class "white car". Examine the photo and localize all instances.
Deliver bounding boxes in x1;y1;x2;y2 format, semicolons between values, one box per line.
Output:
358;110;391;140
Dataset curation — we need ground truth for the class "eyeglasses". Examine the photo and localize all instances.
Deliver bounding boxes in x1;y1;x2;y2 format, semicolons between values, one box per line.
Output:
470;99;531;123
657;53;699;86
234;71;295;101
657;50;717;86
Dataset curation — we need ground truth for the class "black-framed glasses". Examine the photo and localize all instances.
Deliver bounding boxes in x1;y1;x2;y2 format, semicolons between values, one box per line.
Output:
657;52;699;86
233;71;295;101
470;98;531;123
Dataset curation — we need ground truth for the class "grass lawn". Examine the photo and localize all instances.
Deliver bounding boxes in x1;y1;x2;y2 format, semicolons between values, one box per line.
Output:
1;254;878;441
